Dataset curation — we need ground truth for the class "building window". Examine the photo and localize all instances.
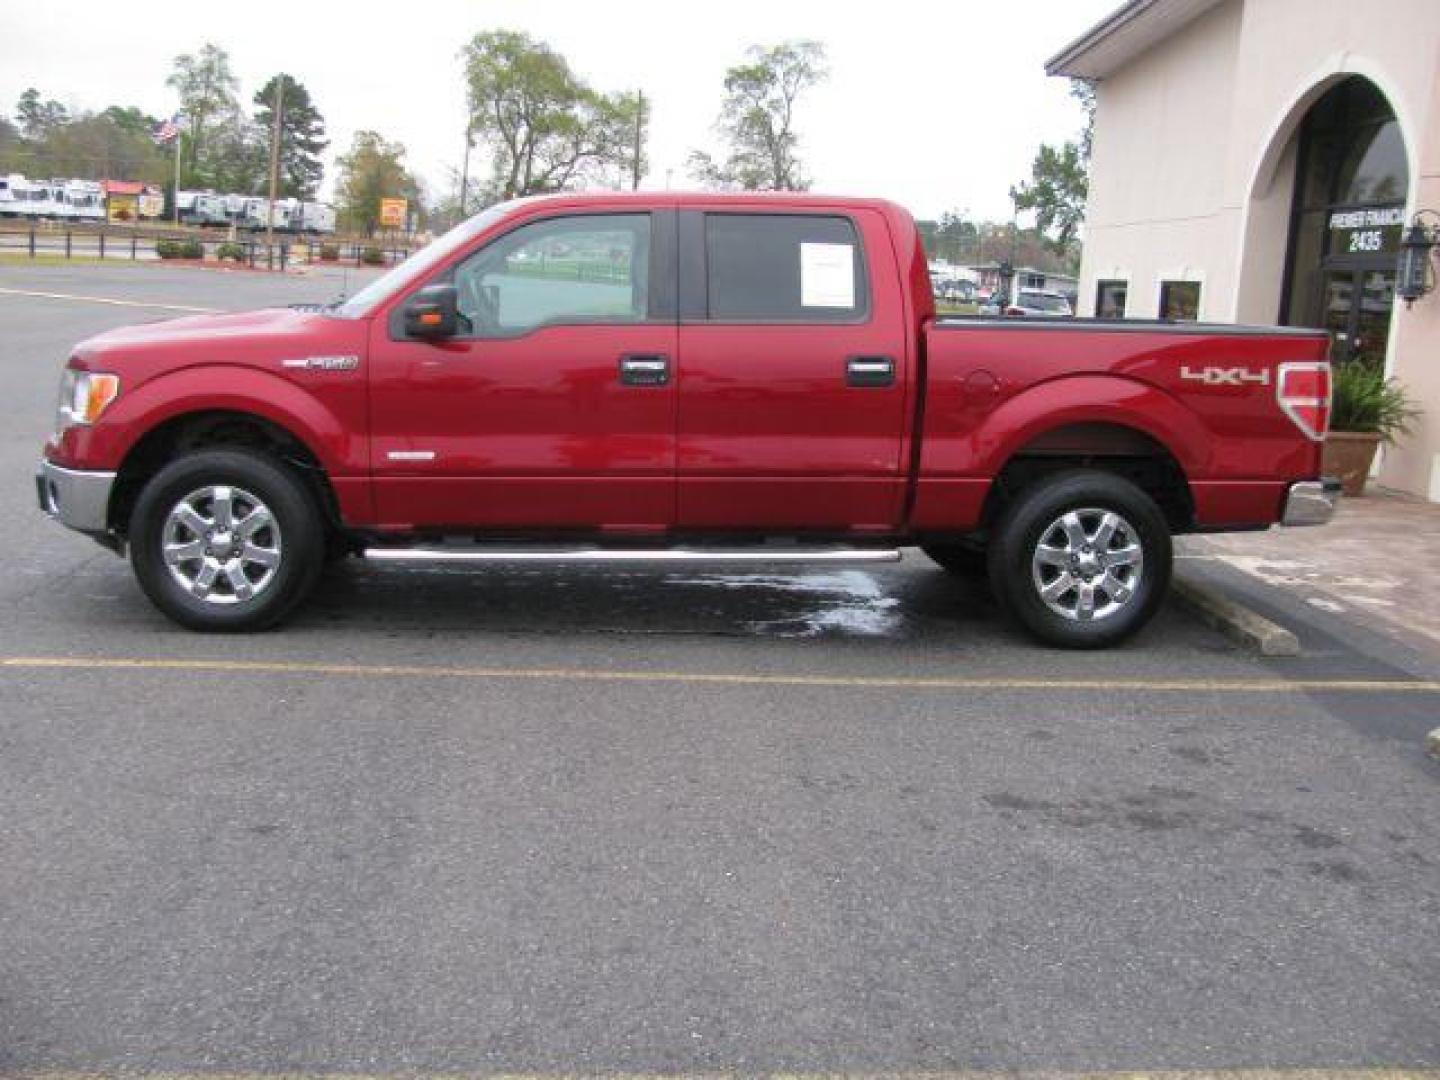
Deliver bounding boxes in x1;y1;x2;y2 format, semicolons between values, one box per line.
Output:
1096;279;1128;318
705;213;868;322
1160;280;1201;321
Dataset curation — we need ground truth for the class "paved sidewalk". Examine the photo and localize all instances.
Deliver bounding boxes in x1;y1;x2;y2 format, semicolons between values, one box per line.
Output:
1180;487;1440;656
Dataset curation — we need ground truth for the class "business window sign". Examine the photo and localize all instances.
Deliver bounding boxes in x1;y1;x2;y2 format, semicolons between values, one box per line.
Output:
1328;205;1405;256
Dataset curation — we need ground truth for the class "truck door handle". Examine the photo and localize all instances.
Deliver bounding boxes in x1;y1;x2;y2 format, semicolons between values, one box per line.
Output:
618;354;670;387
846;355;895;388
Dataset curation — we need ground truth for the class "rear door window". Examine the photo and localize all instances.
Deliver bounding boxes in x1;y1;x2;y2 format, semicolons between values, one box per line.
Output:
704;213;868;322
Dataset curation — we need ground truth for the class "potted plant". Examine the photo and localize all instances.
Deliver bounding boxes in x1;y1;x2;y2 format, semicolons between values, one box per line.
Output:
1323;361;1420;495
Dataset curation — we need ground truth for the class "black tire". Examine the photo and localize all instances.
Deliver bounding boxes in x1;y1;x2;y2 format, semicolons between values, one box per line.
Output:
987;469;1171;649
129;449;325;631
922;541;988;577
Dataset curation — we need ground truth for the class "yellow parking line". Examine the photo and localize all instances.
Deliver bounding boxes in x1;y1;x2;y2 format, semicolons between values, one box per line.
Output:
0;286;219;313
3;655;1438;694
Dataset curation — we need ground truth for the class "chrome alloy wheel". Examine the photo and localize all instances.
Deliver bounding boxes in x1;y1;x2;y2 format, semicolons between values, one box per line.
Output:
162;485;282;604
1030;507;1144;622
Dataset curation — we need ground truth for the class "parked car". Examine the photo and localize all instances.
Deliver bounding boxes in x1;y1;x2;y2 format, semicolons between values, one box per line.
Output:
1008;288;1075;317
934;277;977;303
37;192;1338;647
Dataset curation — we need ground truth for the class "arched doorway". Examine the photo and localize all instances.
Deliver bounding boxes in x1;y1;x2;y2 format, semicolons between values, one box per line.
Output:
1280;76;1409;365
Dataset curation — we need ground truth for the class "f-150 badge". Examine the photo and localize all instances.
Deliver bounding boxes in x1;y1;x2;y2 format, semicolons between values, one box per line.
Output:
1179;366;1270;386
282;355;360;372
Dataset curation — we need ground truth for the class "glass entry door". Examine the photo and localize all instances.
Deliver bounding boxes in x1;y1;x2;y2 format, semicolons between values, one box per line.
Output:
1318;266;1395;365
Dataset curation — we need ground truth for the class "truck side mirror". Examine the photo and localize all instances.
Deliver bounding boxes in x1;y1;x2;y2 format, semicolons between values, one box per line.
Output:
403;284;459;339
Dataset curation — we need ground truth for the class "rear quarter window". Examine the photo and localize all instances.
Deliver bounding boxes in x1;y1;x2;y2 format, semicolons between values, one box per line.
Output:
704;213;869;322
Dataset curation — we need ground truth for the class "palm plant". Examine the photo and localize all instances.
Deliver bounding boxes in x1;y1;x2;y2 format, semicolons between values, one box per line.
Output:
1330;361;1419;444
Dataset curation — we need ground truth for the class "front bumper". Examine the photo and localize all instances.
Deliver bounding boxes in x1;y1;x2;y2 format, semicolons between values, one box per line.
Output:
1281;477;1342;526
36;459;116;535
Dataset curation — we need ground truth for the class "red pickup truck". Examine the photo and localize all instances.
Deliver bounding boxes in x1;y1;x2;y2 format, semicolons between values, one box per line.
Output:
38;192;1338;647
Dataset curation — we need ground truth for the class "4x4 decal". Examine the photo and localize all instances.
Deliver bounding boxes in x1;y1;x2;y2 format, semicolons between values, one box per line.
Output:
1179;366;1270;386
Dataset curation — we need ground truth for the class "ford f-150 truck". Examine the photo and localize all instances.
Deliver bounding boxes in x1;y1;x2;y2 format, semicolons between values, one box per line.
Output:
37;192;1339;647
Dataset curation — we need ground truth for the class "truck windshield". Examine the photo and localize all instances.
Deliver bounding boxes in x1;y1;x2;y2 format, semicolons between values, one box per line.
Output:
333;202;516;318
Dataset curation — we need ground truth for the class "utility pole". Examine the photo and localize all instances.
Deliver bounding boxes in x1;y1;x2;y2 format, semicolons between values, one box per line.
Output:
172;131;183;225
458;115;474;220
264;75;286;252
631;90;645;191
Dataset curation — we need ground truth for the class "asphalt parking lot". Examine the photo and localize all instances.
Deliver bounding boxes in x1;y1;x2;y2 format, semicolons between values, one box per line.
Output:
1;263;1438;1074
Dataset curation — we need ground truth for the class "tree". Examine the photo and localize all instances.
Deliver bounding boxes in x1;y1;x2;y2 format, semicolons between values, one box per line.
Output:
253;74;328;199
100;105;159;138
166;43;239;180
462;29;642;201
931;210;980;262
0;105;168;182
0;117;22;173
15;88;69;140
335;130;421;235
1009;79;1095;257
205;112;269;194
688;40;827;191
37;113;169;183
1070;79;1096;160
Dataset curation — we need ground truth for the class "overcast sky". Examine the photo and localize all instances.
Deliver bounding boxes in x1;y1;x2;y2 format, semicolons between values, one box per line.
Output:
0;0;1115;221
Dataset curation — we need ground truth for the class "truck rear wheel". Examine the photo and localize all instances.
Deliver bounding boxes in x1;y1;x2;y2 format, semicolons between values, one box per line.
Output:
129;449;325;631
987;469;1171;648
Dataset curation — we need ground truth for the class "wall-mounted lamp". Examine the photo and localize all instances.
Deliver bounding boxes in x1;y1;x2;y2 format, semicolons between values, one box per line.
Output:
1397;210;1439;307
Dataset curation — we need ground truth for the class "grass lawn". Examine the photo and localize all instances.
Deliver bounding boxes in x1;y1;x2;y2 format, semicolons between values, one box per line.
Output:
0;254;146;267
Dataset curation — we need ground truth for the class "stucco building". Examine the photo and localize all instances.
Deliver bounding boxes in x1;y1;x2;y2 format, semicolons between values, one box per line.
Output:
1048;0;1440;501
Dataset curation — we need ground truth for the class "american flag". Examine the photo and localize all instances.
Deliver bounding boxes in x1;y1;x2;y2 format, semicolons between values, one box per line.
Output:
152;114;181;146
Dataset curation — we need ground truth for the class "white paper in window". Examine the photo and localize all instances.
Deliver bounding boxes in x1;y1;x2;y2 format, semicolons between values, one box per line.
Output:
799;242;855;308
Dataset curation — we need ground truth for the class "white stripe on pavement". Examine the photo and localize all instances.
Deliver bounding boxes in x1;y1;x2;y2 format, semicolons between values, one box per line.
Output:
0;286;219;313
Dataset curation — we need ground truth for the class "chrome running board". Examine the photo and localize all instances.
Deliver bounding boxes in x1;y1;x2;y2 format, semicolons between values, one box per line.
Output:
362;547;902;564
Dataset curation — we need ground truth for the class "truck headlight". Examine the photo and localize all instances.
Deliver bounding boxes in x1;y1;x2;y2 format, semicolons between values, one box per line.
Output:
56;369;120;433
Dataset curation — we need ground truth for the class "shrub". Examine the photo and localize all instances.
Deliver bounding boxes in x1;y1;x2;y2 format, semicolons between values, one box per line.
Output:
217;242;246;262
1330;361;1420;443
318;243;340;262
156;238;204;260
359;245;385;266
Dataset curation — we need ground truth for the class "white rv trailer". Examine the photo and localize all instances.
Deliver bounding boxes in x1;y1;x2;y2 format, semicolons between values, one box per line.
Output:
219;193;248;224
38;181;69;219
298;201;336;234
237;196;269;230
0;175;22;217
62;180;105;223
175;190;203;224
177;190;231;227
0;176;54;219
239;196;303;232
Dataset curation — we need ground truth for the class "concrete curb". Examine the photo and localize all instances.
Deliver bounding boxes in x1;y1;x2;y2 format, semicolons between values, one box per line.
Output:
1172;575;1301;656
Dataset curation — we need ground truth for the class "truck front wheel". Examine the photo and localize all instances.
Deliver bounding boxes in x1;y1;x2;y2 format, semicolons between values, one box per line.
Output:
988;470;1171;648
129;449;325;631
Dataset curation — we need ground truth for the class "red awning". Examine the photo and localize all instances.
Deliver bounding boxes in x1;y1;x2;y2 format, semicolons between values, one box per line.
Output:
103;180;145;195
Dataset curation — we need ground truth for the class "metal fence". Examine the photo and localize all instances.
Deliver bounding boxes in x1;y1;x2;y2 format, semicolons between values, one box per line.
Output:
0;223;415;270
